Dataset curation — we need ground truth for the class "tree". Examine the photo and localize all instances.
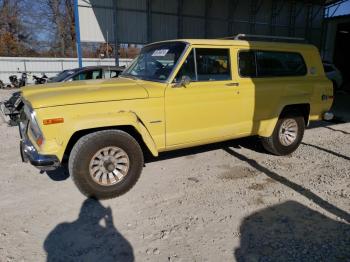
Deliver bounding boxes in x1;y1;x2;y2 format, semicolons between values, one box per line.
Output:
0;0;76;57
41;0;76;57
0;0;36;56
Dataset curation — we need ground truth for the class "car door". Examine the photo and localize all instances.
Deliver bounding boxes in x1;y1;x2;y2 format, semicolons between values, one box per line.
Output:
165;46;247;147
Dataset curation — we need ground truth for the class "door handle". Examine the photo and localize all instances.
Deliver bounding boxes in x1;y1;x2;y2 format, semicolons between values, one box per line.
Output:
226;82;240;87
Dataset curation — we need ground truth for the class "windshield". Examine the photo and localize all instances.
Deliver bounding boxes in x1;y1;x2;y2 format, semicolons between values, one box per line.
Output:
49;69;77;82
121;42;187;82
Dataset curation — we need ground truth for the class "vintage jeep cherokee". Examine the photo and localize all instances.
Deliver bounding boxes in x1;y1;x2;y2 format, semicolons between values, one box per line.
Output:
19;39;333;199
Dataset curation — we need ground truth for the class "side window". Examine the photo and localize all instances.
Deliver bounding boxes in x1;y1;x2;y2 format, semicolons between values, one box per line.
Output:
196;48;231;81
110;70;120;78
104;70;111;79
92;70;102;79
256;51;307;77
239;51;257;77
73;70;102;81
73;72;86;81
175;49;196;82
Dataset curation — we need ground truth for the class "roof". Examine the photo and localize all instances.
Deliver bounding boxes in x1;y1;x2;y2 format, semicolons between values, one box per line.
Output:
81;65;125;70
149;39;317;51
325;13;350;20
325;0;344;5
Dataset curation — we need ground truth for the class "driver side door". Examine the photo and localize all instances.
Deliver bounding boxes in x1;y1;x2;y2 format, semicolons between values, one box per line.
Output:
165;46;242;148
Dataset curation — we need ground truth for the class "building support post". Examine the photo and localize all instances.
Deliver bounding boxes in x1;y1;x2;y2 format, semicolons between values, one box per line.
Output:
113;0;119;66
305;1;313;42
74;0;83;68
228;0;239;36
270;0;278;35
147;0;152;43
204;0;211;38
177;0;183;38
288;1;296;37
250;0;263;34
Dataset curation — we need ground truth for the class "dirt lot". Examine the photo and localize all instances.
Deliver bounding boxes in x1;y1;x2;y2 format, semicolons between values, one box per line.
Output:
0;89;349;262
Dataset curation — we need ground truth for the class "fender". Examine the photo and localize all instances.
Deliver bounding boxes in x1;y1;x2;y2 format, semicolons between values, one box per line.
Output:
55;111;159;160
257;98;310;138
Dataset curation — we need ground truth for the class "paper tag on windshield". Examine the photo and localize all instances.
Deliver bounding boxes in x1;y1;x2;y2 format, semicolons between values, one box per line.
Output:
152;49;169;57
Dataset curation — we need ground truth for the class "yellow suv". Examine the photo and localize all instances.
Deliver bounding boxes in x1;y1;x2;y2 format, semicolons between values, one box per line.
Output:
19;38;333;199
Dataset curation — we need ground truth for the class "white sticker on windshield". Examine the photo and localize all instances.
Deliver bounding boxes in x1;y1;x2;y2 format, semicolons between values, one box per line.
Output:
152;49;169;57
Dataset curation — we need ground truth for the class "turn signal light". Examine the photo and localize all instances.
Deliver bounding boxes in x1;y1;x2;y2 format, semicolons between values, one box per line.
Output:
43;118;64;125
36;136;44;146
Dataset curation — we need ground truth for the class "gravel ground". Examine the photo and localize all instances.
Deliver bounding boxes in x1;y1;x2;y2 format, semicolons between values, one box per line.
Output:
0;89;349;262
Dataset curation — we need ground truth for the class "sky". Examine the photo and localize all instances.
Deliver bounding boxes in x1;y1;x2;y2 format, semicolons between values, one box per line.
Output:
327;0;350;17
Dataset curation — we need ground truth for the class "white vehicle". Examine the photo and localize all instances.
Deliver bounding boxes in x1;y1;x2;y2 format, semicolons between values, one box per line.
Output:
323;62;343;90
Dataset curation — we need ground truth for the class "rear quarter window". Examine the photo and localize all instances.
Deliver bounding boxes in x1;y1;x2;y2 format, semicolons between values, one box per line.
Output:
239;50;307;78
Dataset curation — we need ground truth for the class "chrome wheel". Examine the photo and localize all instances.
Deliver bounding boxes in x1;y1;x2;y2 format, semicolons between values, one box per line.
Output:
89;146;130;186
278;118;298;146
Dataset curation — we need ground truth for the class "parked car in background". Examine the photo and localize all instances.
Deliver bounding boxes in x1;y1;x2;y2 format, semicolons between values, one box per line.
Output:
323;62;343;90
48;66;124;83
0;66;125;125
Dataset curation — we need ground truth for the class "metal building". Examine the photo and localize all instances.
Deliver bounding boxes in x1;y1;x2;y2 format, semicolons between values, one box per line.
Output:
324;13;350;82
75;0;343;66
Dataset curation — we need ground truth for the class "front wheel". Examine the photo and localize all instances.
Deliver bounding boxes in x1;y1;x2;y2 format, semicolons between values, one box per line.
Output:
261;113;305;156
68;130;144;199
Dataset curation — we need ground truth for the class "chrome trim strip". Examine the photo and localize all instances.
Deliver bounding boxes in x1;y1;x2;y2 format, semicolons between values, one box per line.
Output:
193;48;198;82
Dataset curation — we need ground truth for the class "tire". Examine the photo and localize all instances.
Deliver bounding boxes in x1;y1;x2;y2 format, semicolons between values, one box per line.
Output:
261;112;305;156
68;130;144;199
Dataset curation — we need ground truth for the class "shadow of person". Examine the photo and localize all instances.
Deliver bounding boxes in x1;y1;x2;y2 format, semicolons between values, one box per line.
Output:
43;199;134;262
234;201;350;262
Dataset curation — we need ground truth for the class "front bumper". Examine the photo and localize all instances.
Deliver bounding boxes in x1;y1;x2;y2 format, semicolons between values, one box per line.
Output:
19;121;60;171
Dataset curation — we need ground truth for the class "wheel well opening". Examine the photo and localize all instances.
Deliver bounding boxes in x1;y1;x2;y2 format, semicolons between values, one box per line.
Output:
280;104;310;125
62;126;151;164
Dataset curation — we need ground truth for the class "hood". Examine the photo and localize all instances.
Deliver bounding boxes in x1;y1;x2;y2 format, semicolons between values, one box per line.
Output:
22;77;149;109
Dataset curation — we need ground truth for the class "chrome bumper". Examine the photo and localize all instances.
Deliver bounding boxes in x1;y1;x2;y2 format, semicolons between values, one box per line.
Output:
19;122;60;171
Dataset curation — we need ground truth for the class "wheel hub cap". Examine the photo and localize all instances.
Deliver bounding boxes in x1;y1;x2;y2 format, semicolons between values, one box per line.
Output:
89;146;130;186
278;119;298;146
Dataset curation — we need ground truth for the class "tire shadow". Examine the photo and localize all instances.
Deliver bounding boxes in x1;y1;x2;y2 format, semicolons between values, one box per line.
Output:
302;142;350;161
234;201;350;262
324;126;350;135
44;166;70;181
145;136;265;163
224;147;350;223
43;199;134;262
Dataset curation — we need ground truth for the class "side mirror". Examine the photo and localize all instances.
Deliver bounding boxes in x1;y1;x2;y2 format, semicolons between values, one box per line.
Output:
173;75;191;88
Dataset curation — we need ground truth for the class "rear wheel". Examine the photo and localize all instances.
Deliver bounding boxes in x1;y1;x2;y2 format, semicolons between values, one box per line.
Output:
261;112;305;156
68;130;144;199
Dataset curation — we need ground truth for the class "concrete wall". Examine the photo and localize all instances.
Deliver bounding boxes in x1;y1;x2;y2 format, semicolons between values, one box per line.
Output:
0;57;132;84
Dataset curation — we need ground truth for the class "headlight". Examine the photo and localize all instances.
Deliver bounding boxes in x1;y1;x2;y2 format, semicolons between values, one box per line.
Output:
24;105;44;146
